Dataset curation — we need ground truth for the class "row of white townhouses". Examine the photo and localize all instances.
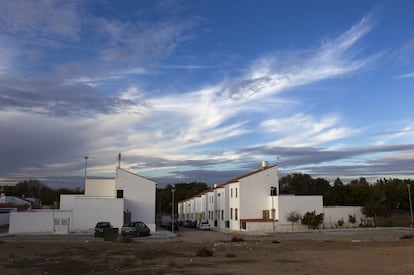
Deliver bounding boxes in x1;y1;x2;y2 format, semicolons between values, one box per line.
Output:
178;161;365;231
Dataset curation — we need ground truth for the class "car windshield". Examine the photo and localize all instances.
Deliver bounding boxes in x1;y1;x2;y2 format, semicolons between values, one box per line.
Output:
97;222;110;227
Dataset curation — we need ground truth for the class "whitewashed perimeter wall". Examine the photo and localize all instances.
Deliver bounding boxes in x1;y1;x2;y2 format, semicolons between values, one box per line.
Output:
59;194;78;210
9;210;72;234
72;197;123;231
0;208;16;225
85;178;116;197
277;195;324;224
323;206;364;228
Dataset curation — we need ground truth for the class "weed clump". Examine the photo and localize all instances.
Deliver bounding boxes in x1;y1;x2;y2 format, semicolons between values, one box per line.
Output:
230;236;245;242
120;235;133;243
196;247;213;257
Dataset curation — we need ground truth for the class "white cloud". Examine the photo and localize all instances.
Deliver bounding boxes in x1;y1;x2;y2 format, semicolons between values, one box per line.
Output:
0;0;82;40
260;114;354;147
396;72;414;79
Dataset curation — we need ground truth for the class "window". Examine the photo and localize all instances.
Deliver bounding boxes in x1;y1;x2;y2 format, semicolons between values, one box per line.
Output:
230;208;233;220
235;187;238;198
235;208;238;221
231;188;233;198
117;189;124;198
221;210;224;220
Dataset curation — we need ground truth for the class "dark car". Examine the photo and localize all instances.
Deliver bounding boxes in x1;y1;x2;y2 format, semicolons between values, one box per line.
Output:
183;220;197;228
121;221;150;237
94;221;113;237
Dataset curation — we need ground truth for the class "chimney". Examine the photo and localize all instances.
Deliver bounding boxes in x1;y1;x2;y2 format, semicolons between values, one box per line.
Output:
261;160;268;169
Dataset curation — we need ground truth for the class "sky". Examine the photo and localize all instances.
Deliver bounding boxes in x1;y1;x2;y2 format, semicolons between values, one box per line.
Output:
1;0;414;188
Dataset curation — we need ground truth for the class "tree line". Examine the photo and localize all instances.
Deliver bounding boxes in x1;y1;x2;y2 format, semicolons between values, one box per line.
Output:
3;174;413;219
0;180;83;207
280;173;414;220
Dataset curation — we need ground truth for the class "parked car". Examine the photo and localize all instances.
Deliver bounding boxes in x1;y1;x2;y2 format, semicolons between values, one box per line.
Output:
183;220;197;228
121;221;150;237
197;221;210;230
94;221;113;237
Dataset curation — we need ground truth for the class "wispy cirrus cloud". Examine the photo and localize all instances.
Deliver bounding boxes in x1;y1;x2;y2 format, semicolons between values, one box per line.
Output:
142;15;374;153
396;72;414;79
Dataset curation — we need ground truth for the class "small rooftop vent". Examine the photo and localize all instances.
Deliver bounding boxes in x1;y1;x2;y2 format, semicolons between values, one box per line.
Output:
262;160;268;168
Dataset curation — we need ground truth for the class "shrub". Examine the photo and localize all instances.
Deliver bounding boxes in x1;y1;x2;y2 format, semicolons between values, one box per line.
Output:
336;218;344;228
348;214;357;226
230;236;245;242
301;211;324;229
196;247;213;257
286;211;301;231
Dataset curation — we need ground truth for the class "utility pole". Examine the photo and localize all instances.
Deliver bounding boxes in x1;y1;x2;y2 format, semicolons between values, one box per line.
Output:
408;184;414;227
84;156;89;186
171;187;176;234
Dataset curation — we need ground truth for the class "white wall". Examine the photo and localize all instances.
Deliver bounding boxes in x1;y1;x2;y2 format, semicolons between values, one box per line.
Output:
59;194;77;210
116;168;156;232
228;182;240;230
240;166;278;222
84;178;115;197
323;206;364;228
0;208;16;225
72;197;124;231
277;195;324;224
9;210;72;234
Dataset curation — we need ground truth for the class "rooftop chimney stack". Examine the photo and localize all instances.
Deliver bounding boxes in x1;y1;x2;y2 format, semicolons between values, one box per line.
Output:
262;160;268;169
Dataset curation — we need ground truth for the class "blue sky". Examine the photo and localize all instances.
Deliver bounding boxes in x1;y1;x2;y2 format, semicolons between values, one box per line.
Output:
1;0;414;188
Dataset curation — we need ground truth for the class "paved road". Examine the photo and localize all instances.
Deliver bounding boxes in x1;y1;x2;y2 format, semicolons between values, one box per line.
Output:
2;226;413;242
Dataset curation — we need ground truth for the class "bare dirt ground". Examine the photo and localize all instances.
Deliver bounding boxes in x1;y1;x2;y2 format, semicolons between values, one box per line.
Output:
1;227;414;274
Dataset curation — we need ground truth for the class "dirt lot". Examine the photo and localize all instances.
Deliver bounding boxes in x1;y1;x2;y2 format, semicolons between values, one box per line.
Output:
1;228;414;274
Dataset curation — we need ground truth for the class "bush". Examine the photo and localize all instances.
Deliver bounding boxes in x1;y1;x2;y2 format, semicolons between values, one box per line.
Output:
348;214;356;225
230;236;245;242
336;218;344;228
301;211;324;229
196;247;213;257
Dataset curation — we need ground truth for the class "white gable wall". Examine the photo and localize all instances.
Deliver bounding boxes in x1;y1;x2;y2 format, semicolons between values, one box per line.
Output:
115;168;156;231
240;166;279;221
84;178;115;197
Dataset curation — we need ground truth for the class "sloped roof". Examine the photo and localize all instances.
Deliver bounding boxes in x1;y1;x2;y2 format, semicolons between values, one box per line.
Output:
178;164;277;203
117;167;157;184
226;164;277;184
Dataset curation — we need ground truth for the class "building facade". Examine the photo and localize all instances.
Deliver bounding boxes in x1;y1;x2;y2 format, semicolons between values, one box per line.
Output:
178;162;365;231
9;167;157;234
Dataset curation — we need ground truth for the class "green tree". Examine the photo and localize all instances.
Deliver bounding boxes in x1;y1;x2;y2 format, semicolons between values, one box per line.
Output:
156;182;208;216
280;173;331;196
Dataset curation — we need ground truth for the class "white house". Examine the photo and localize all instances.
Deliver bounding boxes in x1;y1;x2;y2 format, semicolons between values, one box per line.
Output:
9;167;157;234
178;161;365;232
